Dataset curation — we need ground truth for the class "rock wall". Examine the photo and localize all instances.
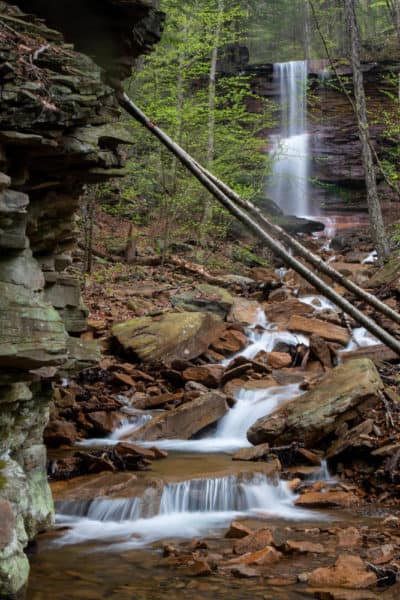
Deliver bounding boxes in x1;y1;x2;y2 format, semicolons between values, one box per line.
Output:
245;60;400;210
0;1;163;596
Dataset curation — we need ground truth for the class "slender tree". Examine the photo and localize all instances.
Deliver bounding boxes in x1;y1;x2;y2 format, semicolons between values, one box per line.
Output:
344;0;390;261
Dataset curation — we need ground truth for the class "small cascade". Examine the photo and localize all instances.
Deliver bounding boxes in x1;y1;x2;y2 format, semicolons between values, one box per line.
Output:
267;61;312;216
55;473;318;548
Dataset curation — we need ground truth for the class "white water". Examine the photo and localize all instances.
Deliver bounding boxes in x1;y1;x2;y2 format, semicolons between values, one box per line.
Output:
267;61;312;216
55;473;318;548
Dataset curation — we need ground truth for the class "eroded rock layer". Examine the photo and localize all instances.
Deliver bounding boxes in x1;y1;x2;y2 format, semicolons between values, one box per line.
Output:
0;1;163;596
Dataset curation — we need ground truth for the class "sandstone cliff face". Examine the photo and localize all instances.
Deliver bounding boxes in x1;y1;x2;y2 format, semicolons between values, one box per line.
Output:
0;1;163;596
246;60;400;210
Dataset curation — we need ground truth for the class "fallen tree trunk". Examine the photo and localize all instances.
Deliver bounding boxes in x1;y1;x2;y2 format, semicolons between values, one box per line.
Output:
118;93;400;356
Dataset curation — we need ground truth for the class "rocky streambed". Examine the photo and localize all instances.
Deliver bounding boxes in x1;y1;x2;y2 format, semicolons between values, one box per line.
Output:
25;235;400;600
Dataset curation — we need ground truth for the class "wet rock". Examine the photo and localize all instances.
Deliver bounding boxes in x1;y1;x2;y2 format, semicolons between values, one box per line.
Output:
295;490;359;508
284;540;325;554
86;411;121;436
182;365;224;388
233;529;275;555
232;444;271;462
310;334;333;369
336;527;362;548
265;352;292;369
366;544;396;565
307;589;379;599
230;565;259;578
210;327;248;357
227;298;263;325
307;555;377;589
287;315;350;345
225;521;253;539
44;419;78;447
326;419;374;459
172;284;234;319
237;545;282;566
247;359;383;447
264;298;314;327
127;391;229;441
188;558;212;577
112;311;225;363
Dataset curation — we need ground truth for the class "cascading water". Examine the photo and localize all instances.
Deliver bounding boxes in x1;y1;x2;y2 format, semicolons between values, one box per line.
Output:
56;473;317;548
267;61;312;216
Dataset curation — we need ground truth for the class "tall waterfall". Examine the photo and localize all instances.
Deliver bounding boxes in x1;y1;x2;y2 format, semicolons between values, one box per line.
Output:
267;61;312;216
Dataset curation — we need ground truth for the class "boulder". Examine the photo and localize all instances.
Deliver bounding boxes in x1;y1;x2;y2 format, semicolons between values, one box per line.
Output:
287;314;350;345
171;284;234;319
112;311;225;363
127;391;229;441
247;359;383;447
308;555;377;589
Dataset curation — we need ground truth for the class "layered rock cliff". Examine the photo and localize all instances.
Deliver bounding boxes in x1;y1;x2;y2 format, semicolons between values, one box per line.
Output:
0;1;163;596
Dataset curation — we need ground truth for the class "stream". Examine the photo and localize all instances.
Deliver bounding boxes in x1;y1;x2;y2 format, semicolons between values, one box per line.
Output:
26;60;384;599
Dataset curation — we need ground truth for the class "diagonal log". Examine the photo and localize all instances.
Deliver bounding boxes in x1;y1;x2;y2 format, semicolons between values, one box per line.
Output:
118;92;400;356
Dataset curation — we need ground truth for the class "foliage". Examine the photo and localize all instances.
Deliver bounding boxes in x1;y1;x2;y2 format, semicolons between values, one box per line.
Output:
119;0;275;257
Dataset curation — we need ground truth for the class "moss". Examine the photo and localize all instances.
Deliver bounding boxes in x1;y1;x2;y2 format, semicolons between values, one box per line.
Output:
0;459;7;490
232;245;270;268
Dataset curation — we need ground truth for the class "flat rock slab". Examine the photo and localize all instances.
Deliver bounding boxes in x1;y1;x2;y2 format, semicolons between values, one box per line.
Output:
112;311;225;363
172;284;234;319
127;391;229;441
247;359;383;447
308;554;377;589
287;314;350;345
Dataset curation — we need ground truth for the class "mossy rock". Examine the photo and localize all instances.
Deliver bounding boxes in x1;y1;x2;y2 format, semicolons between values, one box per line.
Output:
171;284;234;319
112;311;226;363
232;245;270;268
368;252;400;288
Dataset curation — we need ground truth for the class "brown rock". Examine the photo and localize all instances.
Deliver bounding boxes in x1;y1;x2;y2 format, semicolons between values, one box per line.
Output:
266;352;292;369
264;298;314;328
233;529;275;555
228;298;263;325
247;359;382;447
308;555;377;589
310;334;333;369
188;558;212;577
366;544;396;565
182;365;224;388
133;392;182;410
231;565;259;578
211;328;248;356
112;372;136;387
0;500;15;550
288;315;350;345
336;527;362;548
127;391;229;441
115;442;156;461
307;589;378;600
232;443;271;462
225;521;253;539
295;491;358;509
240;545;282;566
87;411;121;436
44;419;78;447
284;540;325;554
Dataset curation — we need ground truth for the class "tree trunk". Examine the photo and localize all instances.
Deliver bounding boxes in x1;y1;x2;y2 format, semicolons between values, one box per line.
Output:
118;92;400;356
344;0;390;262
199;0;224;246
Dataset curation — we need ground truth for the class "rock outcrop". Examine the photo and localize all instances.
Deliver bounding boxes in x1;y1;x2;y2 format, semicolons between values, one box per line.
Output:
0;1;163;596
247;359;383;447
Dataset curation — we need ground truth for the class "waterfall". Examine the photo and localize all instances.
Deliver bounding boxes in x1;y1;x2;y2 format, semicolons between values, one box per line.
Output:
55;473;318;548
267;60;312;216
